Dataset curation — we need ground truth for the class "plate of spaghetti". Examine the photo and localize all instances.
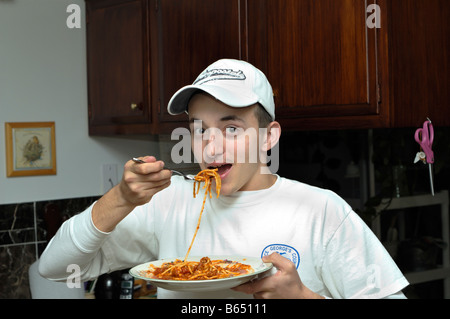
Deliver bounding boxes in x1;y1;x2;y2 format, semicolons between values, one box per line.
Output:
129;255;273;292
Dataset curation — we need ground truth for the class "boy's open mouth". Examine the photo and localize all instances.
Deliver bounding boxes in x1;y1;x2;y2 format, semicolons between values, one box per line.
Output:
207;163;233;179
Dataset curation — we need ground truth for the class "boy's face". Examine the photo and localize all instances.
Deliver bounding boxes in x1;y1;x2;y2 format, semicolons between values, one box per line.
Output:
188;93;274;195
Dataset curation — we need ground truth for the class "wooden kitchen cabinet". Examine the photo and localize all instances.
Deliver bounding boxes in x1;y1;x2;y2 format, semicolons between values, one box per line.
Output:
246;0;450;130
246;0;385;130
86;0;152;135
86;0;450;135
86;0;242;135
387;0;450;128
152;0;243;131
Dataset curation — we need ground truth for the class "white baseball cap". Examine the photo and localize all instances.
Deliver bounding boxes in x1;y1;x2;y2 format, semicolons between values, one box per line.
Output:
167;59;275;120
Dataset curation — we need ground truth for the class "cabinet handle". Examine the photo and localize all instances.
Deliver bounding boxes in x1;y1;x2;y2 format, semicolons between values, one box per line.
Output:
131;103;142;110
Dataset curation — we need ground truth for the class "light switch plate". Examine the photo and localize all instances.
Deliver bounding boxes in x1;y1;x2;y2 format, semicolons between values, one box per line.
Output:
101;164;118;193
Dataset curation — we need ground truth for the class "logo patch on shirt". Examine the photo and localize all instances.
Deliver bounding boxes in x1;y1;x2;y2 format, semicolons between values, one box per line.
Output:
261;244;300;269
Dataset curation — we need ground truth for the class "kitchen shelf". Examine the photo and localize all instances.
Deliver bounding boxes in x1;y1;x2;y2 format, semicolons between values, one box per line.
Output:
405;267;450;286
0;240;47;249
373;190;450;298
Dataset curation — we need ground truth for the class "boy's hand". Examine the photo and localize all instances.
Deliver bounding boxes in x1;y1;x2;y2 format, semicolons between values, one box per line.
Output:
119;156;172;206
92;156;171;232
232;252;324;299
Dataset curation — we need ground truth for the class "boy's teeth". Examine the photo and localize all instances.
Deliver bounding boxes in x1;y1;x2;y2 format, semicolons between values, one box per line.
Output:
207;164;232;173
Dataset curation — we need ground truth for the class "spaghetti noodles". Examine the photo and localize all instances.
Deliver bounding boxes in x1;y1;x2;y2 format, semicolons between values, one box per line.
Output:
184;168;221;261
146;257;253;281
143;169;253;281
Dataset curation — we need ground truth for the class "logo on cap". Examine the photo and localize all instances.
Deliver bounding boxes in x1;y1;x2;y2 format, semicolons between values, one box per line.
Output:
193;68;246;85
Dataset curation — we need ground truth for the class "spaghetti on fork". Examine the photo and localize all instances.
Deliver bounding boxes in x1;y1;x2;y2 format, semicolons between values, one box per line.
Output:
184;168;221;261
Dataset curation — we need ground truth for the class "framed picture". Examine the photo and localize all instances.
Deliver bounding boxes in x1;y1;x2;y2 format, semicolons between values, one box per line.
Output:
5;122;56;177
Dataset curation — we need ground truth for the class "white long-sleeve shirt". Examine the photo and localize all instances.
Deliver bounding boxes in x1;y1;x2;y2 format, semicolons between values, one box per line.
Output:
39;175;408;298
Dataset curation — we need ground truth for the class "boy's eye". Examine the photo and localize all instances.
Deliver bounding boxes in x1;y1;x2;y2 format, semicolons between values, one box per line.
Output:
193;127;205;135
225;127;238;134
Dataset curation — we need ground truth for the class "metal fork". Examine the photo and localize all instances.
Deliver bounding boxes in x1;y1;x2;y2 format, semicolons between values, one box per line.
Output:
131;158;194;181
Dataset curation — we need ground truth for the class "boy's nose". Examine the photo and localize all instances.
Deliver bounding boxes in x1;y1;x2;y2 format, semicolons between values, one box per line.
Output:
205;133;224;161
205;135;216;157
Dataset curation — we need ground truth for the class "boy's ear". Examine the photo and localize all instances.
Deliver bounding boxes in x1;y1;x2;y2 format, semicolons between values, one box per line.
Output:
261;121;281;152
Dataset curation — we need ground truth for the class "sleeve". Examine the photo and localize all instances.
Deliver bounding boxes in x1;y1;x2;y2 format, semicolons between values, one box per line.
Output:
38;203;111;281
320;209;409;299
39;202;158;282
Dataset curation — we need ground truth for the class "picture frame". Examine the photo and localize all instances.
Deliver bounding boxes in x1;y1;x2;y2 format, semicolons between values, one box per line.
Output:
5;122;56;177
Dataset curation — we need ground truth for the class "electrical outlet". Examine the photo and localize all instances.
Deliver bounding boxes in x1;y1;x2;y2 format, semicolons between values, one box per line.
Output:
101;164;118;193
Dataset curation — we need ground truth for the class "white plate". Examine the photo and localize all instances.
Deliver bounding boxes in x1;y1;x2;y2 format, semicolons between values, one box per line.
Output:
129;256;273;292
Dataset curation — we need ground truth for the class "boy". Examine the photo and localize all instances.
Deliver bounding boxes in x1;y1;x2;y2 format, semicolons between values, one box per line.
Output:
39;59;408;298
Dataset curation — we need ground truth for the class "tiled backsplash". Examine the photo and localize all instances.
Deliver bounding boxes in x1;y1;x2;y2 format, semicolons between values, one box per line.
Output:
0;196;99;299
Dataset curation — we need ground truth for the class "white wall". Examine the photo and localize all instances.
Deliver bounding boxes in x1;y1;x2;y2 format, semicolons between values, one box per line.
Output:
0;0;160;204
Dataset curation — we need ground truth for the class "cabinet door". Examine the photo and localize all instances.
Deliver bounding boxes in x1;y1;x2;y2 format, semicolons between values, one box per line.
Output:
389;0;450;127
87;0;150;134
153;0;243;125
247;0;382;129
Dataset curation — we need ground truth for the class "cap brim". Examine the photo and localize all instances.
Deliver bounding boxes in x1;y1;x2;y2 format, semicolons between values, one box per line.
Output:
167;84;260;116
